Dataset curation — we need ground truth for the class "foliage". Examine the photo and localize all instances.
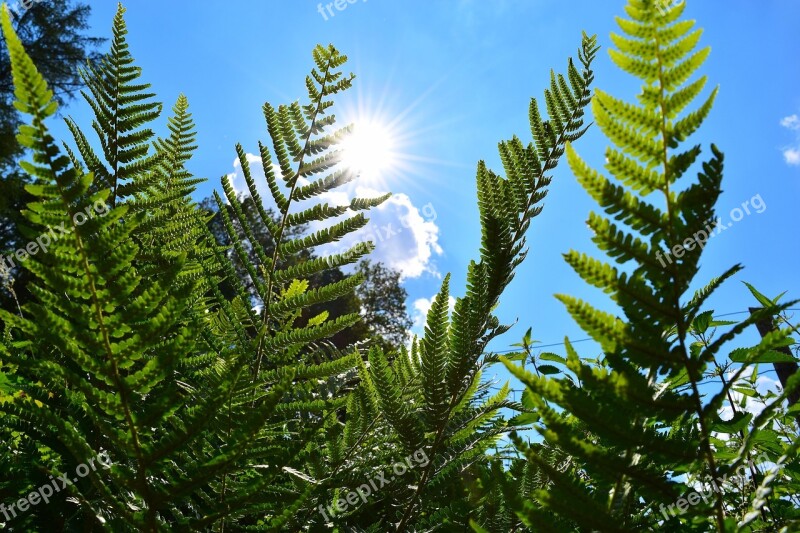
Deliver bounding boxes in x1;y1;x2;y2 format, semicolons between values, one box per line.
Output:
354;259;412;351
0;2;593;529
202;197;411;351
0;0;102;166
0;0;102;313
0;3;377;529
0;1;797;532
490;1;800;531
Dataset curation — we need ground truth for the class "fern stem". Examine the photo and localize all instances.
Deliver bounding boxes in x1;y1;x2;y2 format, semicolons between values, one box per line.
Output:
395;387;460;532
80;234;153;529
61;178;152;527
653;12;725;530
396;363;499;530
507;49;593;267
251;55;336;392
21;77;155;524
609;367;658;520
295;391;384;526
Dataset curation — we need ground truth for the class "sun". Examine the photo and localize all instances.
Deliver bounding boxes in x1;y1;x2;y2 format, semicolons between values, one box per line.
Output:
340;119;398;186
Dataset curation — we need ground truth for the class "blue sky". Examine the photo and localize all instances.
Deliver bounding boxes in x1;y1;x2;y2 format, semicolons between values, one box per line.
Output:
47;0;800;395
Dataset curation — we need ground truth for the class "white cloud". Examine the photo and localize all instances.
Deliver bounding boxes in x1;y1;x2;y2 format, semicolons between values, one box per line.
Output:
716;369;782;439
223;153;442;279
412;293;457;331
780;114;800;130
780;113;800;166
783;148;800;166
327;189;442;279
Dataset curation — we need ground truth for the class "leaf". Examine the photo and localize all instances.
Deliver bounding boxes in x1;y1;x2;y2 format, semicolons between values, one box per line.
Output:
0;372;13;394
469;519;490;533
520;389;538;411
283;279;309;299
537;364;561;375
708;319;737;327
744;282;777;308
509;412;541;425
307;311;329;327
692;310;713;334
523;327;534;346
539;352;567;365
711;412;752;433
732;386;757;398
504;351;527;362
729;348;797;364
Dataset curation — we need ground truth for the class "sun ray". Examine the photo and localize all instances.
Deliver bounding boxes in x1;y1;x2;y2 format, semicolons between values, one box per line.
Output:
335;75;463;196
340;119;398;188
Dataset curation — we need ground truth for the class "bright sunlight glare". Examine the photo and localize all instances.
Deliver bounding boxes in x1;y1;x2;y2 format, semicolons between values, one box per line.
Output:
340;120;398;185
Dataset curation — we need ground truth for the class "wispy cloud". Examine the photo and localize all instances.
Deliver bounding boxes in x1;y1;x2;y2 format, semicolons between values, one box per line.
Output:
780;114;800;130
780;113;800;166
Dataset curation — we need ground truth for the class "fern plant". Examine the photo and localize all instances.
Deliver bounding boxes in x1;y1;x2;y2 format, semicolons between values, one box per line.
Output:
1;4;206;528
496;1;800;531
0;3;388;530
0;1;603;526
65;5;210;289
7;0;795;531
295;32;599;532
198;37;403;532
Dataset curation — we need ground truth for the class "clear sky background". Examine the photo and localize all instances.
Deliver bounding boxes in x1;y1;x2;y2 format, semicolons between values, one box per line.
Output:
47;0;800;398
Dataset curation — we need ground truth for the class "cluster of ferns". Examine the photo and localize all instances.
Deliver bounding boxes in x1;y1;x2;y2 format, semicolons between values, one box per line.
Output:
0;1;797;531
